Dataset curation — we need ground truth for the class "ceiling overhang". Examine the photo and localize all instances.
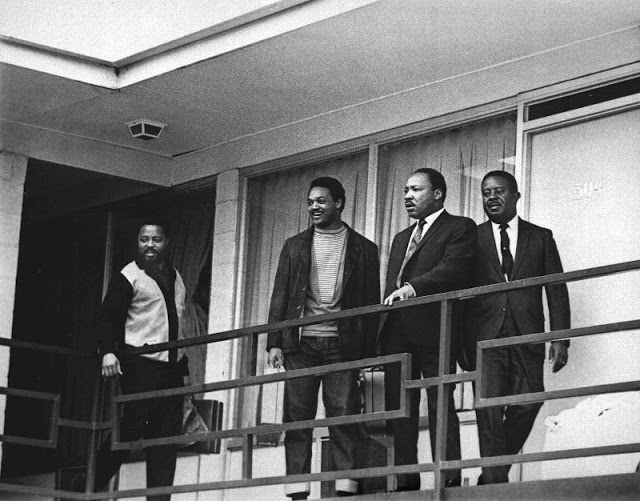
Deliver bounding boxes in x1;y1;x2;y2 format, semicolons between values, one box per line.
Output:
1;0;639;190
0;0;380;88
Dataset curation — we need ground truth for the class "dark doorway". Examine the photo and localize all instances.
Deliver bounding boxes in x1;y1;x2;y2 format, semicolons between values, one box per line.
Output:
2;160;160;478
2;211;107;477
2;159;215;479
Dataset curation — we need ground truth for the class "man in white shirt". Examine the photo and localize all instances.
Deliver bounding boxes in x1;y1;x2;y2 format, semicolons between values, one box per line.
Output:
380;168;477;491
464;170;570;484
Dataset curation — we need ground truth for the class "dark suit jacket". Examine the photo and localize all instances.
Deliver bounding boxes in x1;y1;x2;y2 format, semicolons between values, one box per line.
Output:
379;210;477;349
463;218;570;366
266;224;380;361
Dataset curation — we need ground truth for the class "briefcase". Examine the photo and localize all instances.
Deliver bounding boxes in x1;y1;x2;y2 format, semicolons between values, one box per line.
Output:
257;366;285;445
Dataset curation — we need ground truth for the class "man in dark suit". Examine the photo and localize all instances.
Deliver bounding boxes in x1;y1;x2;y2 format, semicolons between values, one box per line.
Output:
267;177;380;499
380;168;476;491
465;170;570;484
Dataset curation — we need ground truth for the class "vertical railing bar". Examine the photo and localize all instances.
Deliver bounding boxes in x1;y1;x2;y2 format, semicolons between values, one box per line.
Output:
242;433;254;479
476;341;485;403
434;299;453;499
386;436;395;492
397;352;412;493
84;362;103;494
49;394;61;447
110;377;119;449
398;352;411;418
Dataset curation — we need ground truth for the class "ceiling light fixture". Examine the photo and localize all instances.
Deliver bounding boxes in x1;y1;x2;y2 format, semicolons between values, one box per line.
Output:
127;119;166;140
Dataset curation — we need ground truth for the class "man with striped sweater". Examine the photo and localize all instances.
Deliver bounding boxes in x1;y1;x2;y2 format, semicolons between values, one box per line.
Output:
267;177;380;499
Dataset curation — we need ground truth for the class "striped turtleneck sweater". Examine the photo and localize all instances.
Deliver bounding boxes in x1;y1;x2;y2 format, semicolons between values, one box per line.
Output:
301;224;348;337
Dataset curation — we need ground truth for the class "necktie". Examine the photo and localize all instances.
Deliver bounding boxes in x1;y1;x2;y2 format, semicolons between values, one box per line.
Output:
396;219;426;288
500;223;514;279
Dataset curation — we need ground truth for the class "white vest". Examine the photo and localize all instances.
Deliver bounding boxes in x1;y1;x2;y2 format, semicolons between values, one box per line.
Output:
121;261;186;362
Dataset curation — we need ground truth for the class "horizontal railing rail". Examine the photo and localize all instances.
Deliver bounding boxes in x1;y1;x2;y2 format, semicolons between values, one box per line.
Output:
2;259;637;360
475;319;640;408
111;353;412;451
118;259;640;356
0;387;60;448
0;258;638;500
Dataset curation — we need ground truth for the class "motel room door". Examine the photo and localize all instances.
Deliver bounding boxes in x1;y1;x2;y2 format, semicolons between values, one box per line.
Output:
524;105;640;478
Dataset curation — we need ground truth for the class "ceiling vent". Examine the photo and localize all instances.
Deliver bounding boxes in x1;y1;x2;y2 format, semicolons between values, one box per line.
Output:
127;119;166;140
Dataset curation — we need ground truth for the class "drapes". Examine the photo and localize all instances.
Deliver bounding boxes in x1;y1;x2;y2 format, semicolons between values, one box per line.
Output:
241;152;369;426
167;195;215;388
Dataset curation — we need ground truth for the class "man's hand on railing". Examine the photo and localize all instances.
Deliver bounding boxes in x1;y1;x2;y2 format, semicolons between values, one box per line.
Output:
383;284;415;305
268;347;284;369
102;353;123;378
549;341;569;373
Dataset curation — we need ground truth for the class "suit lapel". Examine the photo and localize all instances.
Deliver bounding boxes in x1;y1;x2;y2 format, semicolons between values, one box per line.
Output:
300;226;313;279
342;225;359;286
479;221;503;280
391;225;413;270
413;210;447;255
385;225;413;294
511;218;530;279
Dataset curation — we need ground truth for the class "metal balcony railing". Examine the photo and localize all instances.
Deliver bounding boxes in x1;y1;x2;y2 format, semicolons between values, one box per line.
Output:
0;259;639;500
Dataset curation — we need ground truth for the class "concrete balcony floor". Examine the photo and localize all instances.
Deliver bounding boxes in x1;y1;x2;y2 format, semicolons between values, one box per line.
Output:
320;473;640;501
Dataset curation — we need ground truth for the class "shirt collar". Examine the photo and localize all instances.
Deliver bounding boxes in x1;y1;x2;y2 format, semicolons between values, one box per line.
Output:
422;207;445;227
491;214;519;233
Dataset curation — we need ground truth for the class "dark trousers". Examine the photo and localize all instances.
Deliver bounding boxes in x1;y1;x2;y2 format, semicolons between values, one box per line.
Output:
95;356;183;501
283;337;360;478
475;316;544;484
383;330;461;490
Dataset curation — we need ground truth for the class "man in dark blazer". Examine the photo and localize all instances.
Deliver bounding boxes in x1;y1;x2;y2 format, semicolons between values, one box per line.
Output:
380;168;476;491
267;177;380;499
465;170;570;484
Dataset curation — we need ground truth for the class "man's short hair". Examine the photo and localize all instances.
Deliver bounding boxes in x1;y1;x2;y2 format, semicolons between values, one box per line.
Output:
482;170;519;192
138;220;171;239
413;167;447;202
309;177;346;212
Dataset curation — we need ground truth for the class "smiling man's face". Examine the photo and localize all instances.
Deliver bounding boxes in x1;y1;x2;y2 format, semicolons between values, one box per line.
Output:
307;186;342;229
481;175;520;224
137;224;168;265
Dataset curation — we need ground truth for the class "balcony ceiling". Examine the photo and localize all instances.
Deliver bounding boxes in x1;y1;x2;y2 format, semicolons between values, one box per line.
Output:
1;0;639;166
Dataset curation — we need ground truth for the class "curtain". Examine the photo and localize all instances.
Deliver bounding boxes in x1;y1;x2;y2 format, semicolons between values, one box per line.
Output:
376;114;517;409
166;195;215;389
240;151;369;426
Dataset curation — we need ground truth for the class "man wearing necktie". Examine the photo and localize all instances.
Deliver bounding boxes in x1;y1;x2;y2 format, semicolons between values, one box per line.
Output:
464;170;570;484
379;168;476;491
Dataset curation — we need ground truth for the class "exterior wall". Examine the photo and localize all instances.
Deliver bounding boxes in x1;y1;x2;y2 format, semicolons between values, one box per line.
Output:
0;151;27;468
202;169;243;501
117;456;202;501
171;28;640;185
